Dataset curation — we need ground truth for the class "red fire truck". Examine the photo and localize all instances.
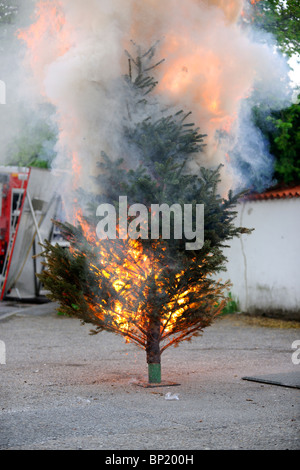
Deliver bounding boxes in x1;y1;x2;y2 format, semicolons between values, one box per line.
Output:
0;167;30;278
0;166;62;301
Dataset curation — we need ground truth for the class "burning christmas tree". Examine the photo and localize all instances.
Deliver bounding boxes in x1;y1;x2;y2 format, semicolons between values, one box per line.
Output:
38;45;251;384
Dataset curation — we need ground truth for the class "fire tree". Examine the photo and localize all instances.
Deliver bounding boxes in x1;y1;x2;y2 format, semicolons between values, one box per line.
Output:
38;46;250;384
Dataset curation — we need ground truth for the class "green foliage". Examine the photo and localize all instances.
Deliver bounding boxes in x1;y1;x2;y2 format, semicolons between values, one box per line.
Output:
7;120;57;169
244;0;300;57
242;1;300;188
221;292;240;316
253;95;300;185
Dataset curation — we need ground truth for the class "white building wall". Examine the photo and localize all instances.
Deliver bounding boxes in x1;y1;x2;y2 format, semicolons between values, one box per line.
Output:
220;198;300;320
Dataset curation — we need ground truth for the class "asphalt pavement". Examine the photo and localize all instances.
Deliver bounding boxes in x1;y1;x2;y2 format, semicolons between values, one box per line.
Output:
0;301;299;451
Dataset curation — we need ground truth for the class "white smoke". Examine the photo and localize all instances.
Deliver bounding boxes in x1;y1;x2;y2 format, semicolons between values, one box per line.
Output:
2;0;294;208
0;0;56;165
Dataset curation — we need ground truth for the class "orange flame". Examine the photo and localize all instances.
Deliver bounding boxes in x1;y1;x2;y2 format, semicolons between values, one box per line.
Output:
69;208;221;345
18;1;70;90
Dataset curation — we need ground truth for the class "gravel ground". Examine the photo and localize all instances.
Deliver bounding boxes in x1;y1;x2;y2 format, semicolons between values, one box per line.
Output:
0;302;299;451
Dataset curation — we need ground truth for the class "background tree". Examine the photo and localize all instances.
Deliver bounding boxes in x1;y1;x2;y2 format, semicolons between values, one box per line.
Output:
243;0;300;57
253;95;300;185
242;0;300;187
38;45;251;384
7;117;57;169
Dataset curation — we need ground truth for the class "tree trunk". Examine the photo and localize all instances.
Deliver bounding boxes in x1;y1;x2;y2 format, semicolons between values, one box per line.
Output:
146;319;161;383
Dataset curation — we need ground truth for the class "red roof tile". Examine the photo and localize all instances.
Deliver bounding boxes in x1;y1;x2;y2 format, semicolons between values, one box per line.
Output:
245;185;300;201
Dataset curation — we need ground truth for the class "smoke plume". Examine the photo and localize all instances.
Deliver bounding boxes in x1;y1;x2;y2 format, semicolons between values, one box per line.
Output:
3;0;293;209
